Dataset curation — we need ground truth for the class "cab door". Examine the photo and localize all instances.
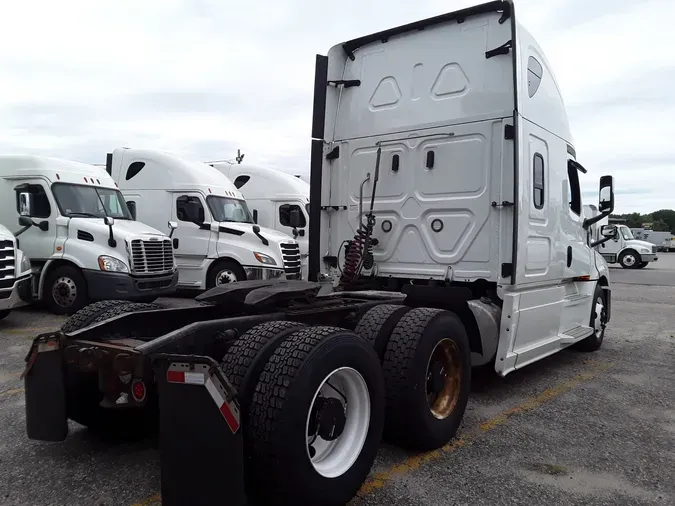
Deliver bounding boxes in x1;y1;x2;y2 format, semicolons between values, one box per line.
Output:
171;193;211;288
561;158;592;279
15;180;57;261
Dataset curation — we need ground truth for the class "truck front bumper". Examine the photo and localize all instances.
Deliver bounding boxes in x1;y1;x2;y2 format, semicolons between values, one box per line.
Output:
0;274;32;310
641;253;658;262
83;269;179;301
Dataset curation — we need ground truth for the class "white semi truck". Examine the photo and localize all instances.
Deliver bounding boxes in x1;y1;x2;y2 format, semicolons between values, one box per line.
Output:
23;3;616;506
585;208;658;268
0;223;32;319
0;155;179;314
208;160;310;278
106;148;303;289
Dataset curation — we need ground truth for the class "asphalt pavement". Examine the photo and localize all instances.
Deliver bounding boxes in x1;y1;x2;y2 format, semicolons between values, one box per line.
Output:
0;257;673;506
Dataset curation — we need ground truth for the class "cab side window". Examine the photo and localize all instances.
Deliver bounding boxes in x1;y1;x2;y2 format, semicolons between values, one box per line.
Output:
567;161;581;215
532;153;545;209
176;195;204;223
279;204;306;227
15;184;51;218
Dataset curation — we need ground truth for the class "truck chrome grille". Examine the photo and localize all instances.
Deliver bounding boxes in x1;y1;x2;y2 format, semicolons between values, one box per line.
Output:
0;240;15;287
652;245;657;254
281;243;301;276
129;239;174;275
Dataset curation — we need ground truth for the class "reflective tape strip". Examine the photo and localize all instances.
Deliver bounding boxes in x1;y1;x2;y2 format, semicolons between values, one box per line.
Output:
166;371;205;385
37;341;59;353
205;376;240;434
167;370;185;383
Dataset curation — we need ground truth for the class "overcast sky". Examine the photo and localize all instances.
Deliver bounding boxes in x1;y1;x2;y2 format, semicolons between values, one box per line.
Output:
0;0;672;213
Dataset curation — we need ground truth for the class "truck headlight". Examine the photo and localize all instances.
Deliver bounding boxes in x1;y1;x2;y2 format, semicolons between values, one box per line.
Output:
20;253;31;273
253;252;277;266
98;255;129;273
639;248;650;254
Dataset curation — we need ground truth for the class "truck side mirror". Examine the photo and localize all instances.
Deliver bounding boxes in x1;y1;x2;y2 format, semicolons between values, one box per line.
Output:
600;225;617;238
289;207;302;228
18;216;33;228
598;175;614;213
168;220;178;238
19;192;32;216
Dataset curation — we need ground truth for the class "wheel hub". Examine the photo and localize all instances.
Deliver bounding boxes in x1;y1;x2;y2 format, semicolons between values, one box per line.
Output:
425;338;462;420
309;397;346;441
52;277;77;307
427;360;447;394
216;269;237;285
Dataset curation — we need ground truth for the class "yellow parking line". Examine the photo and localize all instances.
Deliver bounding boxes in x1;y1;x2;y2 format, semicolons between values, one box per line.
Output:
356;361;614;497
130;493;161;506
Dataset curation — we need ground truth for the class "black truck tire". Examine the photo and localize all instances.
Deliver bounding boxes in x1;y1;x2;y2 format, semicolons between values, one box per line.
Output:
248;326;385;506
354;304;412;361
575;284;607;352
63;301;161;438
61;300;159;333
44;265;88;315
381;307;471;451
220;320;306;417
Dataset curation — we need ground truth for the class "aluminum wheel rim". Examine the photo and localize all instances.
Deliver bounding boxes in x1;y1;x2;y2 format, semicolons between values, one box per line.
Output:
594;296;605;334
305;367;370;478
52;276;77;308
216;269;238;285
426;338;462;420
622;254;636;267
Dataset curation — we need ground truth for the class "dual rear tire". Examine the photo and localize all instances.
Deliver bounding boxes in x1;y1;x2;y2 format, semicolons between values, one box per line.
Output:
221;305;471;505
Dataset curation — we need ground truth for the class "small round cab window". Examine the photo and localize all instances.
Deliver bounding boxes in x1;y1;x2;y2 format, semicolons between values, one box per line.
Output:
527;56;543;98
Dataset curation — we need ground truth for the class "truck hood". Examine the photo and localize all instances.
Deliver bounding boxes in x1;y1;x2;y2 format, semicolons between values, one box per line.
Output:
70;218;168;239
0;224;15;242
627;239;655;250
218;222;297;246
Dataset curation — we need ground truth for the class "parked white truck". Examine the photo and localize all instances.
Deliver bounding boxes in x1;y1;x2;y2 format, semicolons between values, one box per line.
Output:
208;161;310;278
106;148;302;289
24;3;617;506
585;208;658;268
0;223;32;319
0;155;179;314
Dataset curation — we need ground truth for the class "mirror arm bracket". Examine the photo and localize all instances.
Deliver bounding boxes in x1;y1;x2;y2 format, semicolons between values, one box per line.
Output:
583;212;609;229
591;234;615;248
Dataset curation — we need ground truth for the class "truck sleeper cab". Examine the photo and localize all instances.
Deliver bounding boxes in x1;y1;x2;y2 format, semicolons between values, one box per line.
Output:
23;3;615;506
108;148;302;289
208;161;311;278
0;155;178;314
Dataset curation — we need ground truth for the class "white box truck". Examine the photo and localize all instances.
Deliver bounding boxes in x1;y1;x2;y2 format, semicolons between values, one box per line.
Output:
0;155;179;314
0;223;32;319
106;148;302;289
208;161;310;278
24;3;618;505
585;209;658;268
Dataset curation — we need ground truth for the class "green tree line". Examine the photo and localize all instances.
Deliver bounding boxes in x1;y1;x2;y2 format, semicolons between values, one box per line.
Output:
610;209;675;233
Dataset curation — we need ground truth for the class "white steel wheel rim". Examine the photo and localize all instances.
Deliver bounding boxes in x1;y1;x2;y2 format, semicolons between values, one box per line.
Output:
623;254;636;267
594;297;605;334
52;276;77;307
216;269;238;285
305;367;370;478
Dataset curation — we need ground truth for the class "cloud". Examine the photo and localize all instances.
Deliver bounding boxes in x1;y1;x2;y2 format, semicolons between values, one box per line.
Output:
0;0;672;213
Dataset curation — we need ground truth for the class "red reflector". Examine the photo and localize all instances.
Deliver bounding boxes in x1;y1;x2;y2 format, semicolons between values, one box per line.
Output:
167;370;185;383
220;402;240;433
131;380;146;402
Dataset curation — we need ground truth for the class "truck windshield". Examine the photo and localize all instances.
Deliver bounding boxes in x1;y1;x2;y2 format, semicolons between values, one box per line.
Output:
620;226;634;240
52;183;132;219
207;196;253;223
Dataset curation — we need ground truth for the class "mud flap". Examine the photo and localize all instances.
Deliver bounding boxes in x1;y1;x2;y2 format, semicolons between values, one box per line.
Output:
152;354;246;506
22;334;68;441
